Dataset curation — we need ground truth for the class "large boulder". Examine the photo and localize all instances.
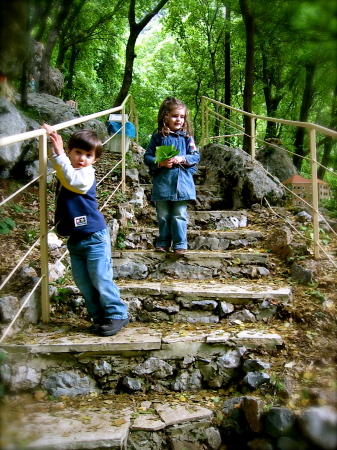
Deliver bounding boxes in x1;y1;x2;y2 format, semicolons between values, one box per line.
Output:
0;94;109;179
199;144;285;209
256;138;298;183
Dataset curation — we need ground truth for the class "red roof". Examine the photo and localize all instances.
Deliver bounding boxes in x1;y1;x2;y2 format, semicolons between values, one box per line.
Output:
283;174;328;185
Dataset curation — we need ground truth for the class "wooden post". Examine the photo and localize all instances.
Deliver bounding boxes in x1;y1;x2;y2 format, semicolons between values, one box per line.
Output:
310;128;320;258
39;133;50;322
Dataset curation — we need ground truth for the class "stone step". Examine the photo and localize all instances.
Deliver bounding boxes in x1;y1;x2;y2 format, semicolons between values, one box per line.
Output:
123;227;264;251
1;396;219;450
1;322;283;412
113;249;271;281
119;280;292;324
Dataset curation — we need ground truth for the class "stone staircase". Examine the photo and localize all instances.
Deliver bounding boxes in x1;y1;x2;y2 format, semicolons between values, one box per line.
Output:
0;164;296;449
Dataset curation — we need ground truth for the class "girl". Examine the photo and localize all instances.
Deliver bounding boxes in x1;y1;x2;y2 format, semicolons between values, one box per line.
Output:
144;97;200;254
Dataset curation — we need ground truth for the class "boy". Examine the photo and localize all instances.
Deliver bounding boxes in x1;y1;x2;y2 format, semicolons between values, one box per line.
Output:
42;124;129;336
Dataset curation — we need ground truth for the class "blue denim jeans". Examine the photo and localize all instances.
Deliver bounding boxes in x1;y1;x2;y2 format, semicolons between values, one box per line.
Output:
155;200;188;250
67;228;128;321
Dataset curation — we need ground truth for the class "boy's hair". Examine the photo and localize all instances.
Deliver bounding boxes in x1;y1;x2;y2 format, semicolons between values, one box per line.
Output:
68;129;103;159
157;97;192;137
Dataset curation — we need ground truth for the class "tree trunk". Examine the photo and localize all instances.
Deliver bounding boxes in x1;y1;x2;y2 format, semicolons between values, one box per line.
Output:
239;0;254;153
39;0;75;93
262;54;283;140
224;5;231;144
318;82;337;180
293;62;316;171
113;0;171;107
224;6;231;113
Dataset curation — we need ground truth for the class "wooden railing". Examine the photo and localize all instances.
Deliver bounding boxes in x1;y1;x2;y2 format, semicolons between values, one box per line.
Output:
201;96;337;260
0;95;137;339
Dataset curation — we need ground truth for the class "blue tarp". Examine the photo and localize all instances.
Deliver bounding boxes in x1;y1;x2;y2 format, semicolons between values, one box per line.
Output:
107;121;136;138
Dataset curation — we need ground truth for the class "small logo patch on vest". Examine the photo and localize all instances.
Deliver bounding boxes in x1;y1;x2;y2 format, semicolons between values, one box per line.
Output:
74;216;87;227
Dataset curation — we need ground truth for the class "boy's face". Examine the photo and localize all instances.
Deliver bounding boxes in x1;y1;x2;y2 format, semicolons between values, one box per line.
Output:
67;148;97;169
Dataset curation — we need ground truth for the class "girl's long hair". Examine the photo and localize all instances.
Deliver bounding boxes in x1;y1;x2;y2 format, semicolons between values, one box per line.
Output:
157;97;192;137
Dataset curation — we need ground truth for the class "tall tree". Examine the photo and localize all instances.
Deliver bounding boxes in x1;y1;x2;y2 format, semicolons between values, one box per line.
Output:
113;0;171;107
239;0;254;153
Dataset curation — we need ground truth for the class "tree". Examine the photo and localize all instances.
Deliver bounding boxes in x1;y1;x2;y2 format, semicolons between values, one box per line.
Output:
239;0;254;153
113;0;171;107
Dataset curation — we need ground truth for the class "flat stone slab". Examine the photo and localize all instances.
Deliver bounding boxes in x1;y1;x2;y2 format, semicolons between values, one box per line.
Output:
154;403;213;426
163;328;283;349
131;413;166;431
118;281;292;303
2;407;132;450
1;326;162;354
230;330;283;348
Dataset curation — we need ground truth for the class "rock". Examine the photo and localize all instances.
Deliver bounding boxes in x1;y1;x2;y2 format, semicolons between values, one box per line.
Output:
21;290;41;323
220;301;235;315
296;211;312;223
298;406;337;450
243;372;270;389
205;427;222;450
0;94;108;179
122;376;142;391
217;347;246;369
92;360;112;377
229;309;256;323
130;186;145;208
242;358;271;373
20;264;37;279
9;365;40;392
0;98;37;176
133;357;174;378
266;226;293;261
47;232;63;249
0;296;19;322
48;260;66;282
114;261;148;279
199;144;285;209
126;168;139;184
43;370;99;398
277;436;309;450
263;407;296;438
256;300;278;321
256;141;298;183
171;369;202;391
247;437;274;450
243;396;264;433
291;263;315;285
221;397;251;436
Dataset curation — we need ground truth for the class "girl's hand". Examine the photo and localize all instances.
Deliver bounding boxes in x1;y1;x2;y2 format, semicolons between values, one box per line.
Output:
159;158;174;168
41;124;64;156
171;156;186;164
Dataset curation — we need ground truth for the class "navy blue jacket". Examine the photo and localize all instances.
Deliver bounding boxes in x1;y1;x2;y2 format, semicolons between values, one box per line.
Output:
51;152;106;238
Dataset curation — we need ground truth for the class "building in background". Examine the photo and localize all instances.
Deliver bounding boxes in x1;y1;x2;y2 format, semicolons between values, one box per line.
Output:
283;174;330;206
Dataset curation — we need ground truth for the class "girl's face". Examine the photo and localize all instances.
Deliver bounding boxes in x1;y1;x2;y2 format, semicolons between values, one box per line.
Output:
167;107;185;132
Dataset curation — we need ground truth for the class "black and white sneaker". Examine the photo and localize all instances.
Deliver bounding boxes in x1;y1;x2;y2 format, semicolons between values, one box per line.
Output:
99;318;129;336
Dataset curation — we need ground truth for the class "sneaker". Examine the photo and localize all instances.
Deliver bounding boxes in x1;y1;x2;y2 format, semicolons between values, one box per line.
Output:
99;318;129;336
89;318;104;333
155;246;167;252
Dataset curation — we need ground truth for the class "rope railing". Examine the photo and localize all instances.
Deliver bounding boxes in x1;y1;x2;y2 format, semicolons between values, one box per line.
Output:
201;96;337;260
0;95;138;338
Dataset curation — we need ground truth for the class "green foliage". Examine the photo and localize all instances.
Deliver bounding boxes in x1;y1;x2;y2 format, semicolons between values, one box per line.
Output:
0;218;16;235
116;228;126;249
24;228;38;243
155;145;179;162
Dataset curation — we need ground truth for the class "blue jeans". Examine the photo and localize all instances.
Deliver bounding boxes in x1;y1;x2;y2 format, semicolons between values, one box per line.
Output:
67;228;128;321
155;200;188;250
